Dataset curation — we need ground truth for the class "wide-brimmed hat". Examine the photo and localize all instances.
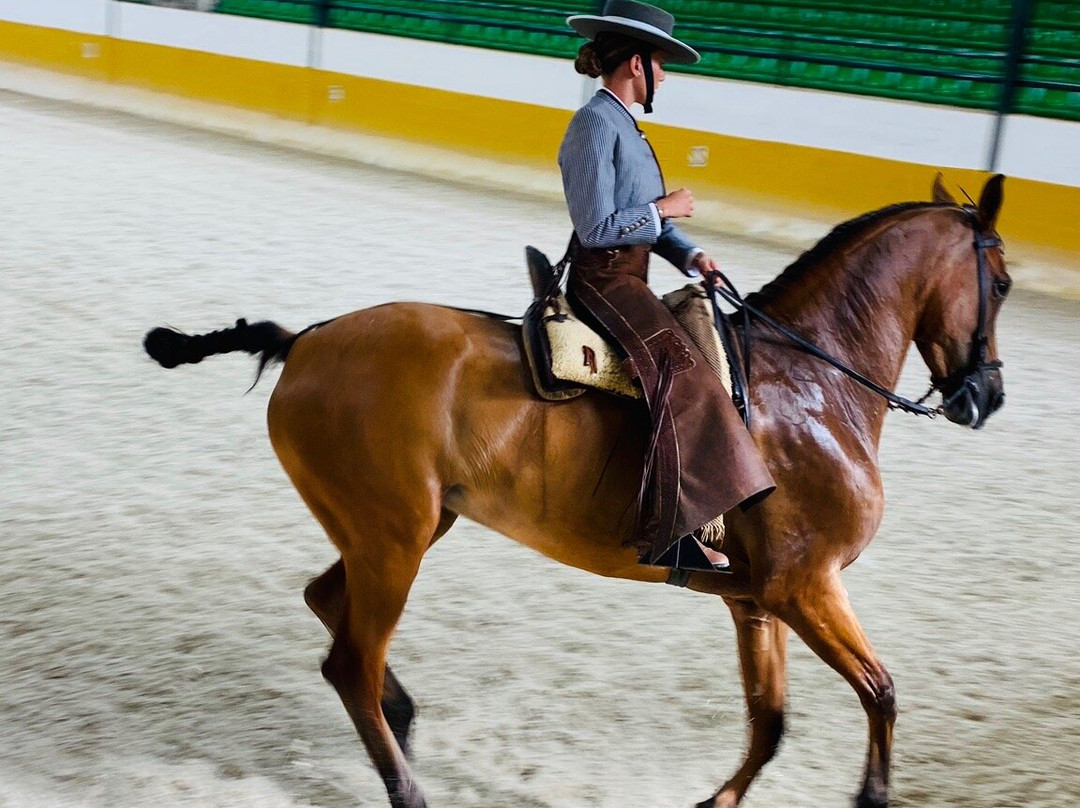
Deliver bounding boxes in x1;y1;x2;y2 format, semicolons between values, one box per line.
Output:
567;0;700;65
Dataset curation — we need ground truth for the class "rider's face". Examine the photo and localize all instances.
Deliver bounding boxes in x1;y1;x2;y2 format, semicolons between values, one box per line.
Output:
632;52;667;104
652;53;667;85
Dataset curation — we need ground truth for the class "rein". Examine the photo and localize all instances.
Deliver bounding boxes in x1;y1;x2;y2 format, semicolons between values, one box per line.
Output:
705;222;1002;422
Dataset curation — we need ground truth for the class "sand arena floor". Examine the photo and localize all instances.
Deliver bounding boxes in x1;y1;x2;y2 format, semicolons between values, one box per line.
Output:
1;89;1079;808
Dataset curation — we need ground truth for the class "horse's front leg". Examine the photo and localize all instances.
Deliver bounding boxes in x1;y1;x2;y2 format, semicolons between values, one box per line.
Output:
763;571;895;808
695;598;788;808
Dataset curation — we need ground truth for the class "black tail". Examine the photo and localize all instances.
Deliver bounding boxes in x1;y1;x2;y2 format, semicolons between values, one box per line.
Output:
143;318;298;384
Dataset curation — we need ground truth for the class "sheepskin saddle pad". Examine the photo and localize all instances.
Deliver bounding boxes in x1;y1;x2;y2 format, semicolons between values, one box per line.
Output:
521;247;733;403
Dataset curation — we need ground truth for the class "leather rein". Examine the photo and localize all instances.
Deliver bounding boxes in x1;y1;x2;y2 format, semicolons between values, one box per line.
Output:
705;219;1003;428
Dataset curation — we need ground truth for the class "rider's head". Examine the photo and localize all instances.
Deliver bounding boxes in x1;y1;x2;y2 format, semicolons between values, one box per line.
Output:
567;0;699;113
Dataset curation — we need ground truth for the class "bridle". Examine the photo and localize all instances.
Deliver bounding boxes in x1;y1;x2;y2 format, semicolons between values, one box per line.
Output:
928;229;1004;416
706;214;1004;428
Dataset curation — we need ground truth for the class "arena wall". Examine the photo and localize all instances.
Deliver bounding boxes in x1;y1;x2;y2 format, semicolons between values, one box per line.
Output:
1;1;1077;270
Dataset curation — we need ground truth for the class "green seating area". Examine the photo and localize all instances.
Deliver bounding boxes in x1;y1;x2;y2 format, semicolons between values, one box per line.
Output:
324;1;583;58
214;0;318;24
198;0;1077;121
1015;1;1080;119
659;1;1008;109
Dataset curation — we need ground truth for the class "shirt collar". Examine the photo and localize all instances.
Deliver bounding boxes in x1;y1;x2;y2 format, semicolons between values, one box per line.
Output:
598;87;639;128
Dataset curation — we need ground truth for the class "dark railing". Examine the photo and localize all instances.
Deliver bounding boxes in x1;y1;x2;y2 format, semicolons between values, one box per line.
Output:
121;0;1080;124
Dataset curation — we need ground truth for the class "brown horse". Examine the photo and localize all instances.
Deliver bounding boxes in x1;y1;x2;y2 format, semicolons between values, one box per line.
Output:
144;175;1009;808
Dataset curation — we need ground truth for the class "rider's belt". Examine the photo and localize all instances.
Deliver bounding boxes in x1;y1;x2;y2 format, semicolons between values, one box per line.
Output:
570;243;651;277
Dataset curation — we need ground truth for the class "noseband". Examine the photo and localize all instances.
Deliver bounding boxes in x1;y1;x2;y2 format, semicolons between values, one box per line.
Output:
708;215;1003;424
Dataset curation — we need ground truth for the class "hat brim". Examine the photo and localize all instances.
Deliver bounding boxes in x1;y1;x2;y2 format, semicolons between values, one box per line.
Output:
567;15;700;64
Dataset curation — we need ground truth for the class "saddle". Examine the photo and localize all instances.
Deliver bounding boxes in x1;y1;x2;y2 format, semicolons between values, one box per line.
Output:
521;246;744;411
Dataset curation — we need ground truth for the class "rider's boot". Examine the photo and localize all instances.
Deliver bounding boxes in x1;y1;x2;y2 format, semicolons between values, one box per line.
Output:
639;534;730;573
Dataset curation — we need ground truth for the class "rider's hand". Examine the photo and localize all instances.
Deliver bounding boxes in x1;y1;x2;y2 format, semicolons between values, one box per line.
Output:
656;188;694;219
691;252;727;288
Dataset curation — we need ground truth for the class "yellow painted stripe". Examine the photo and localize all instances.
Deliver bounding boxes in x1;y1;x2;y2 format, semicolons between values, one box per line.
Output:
110;40;312;121
991;175;1080;256
307;71;1080;255
1;20;1077;256
309;69;570;171
647;125;1080;255
0;20;110;80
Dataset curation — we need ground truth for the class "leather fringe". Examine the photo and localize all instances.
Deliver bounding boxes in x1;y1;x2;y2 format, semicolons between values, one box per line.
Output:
638;353;676;560
697;514;726;547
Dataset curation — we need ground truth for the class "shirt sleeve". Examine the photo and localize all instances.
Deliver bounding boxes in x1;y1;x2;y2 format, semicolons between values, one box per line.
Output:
558;107;661;249
653;219;702;276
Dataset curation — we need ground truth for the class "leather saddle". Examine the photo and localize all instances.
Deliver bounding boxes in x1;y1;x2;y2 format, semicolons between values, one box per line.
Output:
521;246;745;413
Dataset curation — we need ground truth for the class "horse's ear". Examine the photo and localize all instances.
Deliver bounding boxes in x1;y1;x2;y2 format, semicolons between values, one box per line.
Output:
932;173;957;205
977;174;1005;231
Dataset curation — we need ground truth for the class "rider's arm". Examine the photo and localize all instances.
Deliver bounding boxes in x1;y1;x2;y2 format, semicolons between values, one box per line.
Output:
558;107;662;249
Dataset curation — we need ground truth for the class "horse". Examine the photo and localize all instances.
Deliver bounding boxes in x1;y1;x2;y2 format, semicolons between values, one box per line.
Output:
143;174;1009;808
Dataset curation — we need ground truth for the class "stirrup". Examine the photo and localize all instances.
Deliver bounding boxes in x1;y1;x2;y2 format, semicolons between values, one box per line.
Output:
639;535;730;573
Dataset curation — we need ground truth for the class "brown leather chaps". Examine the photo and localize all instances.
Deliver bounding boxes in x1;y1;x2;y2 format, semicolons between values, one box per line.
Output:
566;242;775;560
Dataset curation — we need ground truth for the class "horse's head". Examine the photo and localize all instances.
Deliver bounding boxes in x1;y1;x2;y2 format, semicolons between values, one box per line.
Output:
914;174;1009;429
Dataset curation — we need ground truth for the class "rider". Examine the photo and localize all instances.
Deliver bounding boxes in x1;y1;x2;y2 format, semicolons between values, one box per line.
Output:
560;0;775;571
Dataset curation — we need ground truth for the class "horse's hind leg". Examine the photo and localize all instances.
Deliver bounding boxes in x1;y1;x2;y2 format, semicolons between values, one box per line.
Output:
306;559;417;757
765;572;895;808
314;508;444;808
305;558;347;633
697;599;789;808
305;510;457;633
305;508;457;763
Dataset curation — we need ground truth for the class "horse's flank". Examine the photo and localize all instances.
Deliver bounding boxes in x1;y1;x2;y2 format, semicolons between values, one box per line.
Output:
269;304;666;582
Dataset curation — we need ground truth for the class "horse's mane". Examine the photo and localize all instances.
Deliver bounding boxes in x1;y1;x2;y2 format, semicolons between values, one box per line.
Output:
745;201;955;307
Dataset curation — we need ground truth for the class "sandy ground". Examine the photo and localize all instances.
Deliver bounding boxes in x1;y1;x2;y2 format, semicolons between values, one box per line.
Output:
1;88;1079;808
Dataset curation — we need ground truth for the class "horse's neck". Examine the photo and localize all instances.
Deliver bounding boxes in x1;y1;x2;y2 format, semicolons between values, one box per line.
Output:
755;218;933;440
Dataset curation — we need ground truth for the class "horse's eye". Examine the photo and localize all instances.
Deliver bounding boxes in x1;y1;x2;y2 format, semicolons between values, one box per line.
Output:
993;277;1012;297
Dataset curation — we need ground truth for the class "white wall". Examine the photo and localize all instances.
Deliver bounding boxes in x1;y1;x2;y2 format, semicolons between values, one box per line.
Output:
656;76;997;173
318;28;1005;176
321;28;581;111
0;0;109;35
996;114;1080;187
3;1;1078;186
114;2;310;66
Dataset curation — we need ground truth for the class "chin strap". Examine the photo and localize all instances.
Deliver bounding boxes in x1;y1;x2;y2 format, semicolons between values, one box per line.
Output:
640;47;655;114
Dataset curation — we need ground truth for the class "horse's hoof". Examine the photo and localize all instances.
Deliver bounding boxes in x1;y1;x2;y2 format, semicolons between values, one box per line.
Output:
854;789;888;808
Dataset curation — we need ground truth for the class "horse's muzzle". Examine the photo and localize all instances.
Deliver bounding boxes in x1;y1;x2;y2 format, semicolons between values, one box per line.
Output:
941;365;1005;429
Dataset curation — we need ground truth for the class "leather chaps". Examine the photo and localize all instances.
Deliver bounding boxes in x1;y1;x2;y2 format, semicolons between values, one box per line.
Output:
566;241;775;560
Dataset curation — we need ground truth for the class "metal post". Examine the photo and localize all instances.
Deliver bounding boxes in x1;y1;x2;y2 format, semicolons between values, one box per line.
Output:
986;0;1036;172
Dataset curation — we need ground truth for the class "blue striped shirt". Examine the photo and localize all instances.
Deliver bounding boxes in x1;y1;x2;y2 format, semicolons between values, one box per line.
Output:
558;89;700;276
